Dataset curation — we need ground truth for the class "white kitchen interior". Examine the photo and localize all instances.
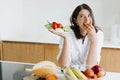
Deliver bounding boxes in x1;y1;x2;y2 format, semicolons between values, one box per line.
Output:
0;0;120;80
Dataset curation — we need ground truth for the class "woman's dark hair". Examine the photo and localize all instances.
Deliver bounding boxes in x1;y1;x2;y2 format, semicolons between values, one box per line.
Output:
70;3;98;39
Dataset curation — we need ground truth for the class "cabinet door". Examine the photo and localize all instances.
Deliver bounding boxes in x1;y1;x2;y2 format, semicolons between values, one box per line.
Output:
100;48;120;72
2;41;45;63
0;41;2;60
44;44;59;65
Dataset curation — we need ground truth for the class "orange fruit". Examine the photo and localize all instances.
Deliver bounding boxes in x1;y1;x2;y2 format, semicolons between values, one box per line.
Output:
93;74;98;79
46;74;57;80
97;71;104;78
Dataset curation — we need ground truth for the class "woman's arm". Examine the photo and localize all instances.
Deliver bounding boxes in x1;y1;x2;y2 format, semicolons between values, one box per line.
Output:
58;37;70;68
84;24;103;66
86;30;104;66
49;30;70;68
86;38;98;66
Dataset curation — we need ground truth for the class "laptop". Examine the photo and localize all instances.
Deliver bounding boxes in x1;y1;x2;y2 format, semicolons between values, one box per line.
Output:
1;61;35;80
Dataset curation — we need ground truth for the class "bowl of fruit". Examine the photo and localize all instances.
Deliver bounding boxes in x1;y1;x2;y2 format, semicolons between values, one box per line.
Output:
44;21;70;33
64;65;106;80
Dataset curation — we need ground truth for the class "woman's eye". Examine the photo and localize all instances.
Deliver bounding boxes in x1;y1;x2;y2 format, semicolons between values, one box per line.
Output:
80;15;84;18
88;14;91;17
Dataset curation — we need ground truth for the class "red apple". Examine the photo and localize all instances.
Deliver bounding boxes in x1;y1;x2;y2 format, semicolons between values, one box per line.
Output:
92;65;102;74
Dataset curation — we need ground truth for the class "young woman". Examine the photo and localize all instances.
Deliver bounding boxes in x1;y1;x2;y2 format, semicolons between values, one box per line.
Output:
50;3;104;68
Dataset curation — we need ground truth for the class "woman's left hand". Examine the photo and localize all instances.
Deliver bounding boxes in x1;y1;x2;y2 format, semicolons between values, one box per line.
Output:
49;30;67;39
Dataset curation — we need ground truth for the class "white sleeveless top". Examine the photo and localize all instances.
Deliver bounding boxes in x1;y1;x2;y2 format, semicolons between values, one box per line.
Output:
57;29;104;66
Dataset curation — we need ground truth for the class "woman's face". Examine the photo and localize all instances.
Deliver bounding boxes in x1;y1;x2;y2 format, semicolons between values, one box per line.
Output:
76;9;92;34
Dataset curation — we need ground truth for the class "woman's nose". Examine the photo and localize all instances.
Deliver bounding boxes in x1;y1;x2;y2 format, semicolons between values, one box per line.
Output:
84;16;89;23
84;16;89;21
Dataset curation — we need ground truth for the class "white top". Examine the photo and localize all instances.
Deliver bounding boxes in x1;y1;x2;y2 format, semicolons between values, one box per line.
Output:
57;29;104;66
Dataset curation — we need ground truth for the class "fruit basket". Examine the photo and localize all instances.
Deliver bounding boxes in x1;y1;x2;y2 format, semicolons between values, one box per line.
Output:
63;65;106;80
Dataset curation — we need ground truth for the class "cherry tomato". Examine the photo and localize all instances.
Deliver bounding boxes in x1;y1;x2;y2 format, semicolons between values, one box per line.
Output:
52;22;57;30
52;21;57;25
57;23;62;28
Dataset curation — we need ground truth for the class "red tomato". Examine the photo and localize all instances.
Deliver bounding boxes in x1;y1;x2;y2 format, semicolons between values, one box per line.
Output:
57;23;62;28
52;21;57;25
52;22;57;30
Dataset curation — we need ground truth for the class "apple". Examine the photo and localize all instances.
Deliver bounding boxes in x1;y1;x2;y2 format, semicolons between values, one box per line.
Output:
84;69;94;78
92;65;102;74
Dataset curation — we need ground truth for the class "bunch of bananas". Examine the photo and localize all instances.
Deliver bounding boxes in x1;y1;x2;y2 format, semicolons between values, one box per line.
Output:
65;67;88;80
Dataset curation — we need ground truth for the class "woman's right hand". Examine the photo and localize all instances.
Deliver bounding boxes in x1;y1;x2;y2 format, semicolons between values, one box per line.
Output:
49;30;67;39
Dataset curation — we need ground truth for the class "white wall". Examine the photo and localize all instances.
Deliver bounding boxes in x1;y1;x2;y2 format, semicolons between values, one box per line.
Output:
101;0;120;41
0;0;103;44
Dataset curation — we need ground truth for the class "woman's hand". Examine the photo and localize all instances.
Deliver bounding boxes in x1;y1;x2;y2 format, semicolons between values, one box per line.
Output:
49;30;67;39
84;23;97;43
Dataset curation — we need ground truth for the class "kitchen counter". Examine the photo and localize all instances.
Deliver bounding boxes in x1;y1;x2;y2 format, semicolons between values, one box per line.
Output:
103;41;120;48
104;72;120;79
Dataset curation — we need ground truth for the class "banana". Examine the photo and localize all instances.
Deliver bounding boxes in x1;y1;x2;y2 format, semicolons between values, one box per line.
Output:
65;67;78;80
71;67;88;80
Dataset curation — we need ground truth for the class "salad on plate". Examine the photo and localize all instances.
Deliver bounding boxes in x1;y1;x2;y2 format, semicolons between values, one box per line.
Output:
44;21;70;33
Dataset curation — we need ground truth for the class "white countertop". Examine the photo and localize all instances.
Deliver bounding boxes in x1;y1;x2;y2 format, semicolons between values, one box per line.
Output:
104;72;120;80
103;41;120;48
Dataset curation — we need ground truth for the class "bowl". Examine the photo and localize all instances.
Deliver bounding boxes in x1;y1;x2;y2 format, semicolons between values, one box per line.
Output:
63;65;106;80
